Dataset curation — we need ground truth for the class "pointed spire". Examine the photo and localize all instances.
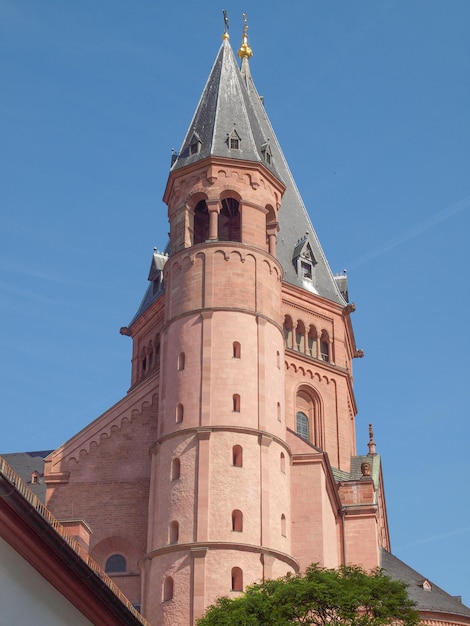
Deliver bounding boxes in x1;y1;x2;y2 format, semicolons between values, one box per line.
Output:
170;34;277;176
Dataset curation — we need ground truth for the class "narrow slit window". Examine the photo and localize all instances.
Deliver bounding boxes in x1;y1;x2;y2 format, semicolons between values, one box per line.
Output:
171;458;181;480
169;521;179;544
163;577;174;602
233;394;240;412
231;567;243;592
176;403;184;423
232;510;243;532
232;445;243;467
233;342;241;358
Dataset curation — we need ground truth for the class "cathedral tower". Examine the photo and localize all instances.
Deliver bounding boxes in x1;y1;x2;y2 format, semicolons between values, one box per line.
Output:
141;31;294;624
44;21;395;626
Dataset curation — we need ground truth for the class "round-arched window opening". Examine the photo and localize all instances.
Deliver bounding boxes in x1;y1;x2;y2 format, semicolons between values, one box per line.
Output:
105;554;126;573
219;198;240;242
194;200;209;244
296;411;309;441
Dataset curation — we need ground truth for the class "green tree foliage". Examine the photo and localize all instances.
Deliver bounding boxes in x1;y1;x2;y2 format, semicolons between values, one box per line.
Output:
197;564;420;626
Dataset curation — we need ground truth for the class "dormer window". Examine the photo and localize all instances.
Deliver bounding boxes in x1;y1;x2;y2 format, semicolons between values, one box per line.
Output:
228;130;241;150
301;261;312;280
152;274;161;295
147;250;168;295
261;142;272;165
293;237;317;285
188;132;202;156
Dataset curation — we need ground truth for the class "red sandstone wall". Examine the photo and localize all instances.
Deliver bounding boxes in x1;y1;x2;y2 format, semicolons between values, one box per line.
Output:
282;283;357;470
46;396;157;607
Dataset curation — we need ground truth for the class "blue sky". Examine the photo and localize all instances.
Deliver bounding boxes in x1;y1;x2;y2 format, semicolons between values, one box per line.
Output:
2;0;469;606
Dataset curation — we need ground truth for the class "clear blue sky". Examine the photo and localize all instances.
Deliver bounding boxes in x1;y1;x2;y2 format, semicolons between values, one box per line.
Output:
2;0;469;606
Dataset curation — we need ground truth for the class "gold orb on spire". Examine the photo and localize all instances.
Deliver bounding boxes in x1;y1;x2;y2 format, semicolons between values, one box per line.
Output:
238;12;253;59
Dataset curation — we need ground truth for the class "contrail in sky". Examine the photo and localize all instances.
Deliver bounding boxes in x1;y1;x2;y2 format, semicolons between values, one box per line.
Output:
346;193;470;271
396;525;470;550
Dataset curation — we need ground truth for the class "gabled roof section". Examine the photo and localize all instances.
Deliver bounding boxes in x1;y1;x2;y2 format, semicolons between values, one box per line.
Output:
1;451;53;503
381;549;470;618
171;38;279;178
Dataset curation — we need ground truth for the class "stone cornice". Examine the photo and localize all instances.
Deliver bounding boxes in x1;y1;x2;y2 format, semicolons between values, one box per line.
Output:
141;541;299;572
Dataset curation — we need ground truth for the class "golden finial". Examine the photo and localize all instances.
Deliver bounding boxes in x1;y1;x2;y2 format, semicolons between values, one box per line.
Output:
238;12;253;59
222;10;230;40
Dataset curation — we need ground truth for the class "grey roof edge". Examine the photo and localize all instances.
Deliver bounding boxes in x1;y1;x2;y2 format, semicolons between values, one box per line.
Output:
242;69;347;305
381;548;470;617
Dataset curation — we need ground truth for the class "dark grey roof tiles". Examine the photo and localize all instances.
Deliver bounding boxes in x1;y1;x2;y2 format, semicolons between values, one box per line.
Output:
172;39;279;179
381;548;470;617
1;451;53;503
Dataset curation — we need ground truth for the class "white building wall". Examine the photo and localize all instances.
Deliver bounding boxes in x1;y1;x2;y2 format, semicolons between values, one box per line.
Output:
0;537;93;626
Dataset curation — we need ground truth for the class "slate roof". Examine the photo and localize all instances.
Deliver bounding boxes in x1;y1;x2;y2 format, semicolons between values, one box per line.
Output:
381;548;470;618
238;50;347;304
171;38;280;180
1;450;52;503
332;454;382;490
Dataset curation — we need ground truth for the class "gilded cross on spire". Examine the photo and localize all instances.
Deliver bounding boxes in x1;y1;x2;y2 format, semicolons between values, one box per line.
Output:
238;12;253;59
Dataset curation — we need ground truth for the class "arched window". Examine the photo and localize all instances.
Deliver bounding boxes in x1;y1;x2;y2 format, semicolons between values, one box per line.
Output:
176;403;184;423
295;320;305;353
219;197;240;242
233;394;240;412
320;330;330;362
178;352;185;371
141;348;147;376
296;411;309;441
277;402;281;422
194;200;209;244
233;341;241;358
280;452;286;473
231;567;243;592
169;521;179;544
232;445;243;467
163;576;174;602
308;325;318;358
283;316;293;349
281;514;287;537
105;554;126;573
171;458;181;480
155;335;161;367
148;341;154;369
296;388;323;448
232;510;243;532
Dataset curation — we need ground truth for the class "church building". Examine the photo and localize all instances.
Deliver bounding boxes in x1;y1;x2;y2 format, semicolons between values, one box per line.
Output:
42;20;470;626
